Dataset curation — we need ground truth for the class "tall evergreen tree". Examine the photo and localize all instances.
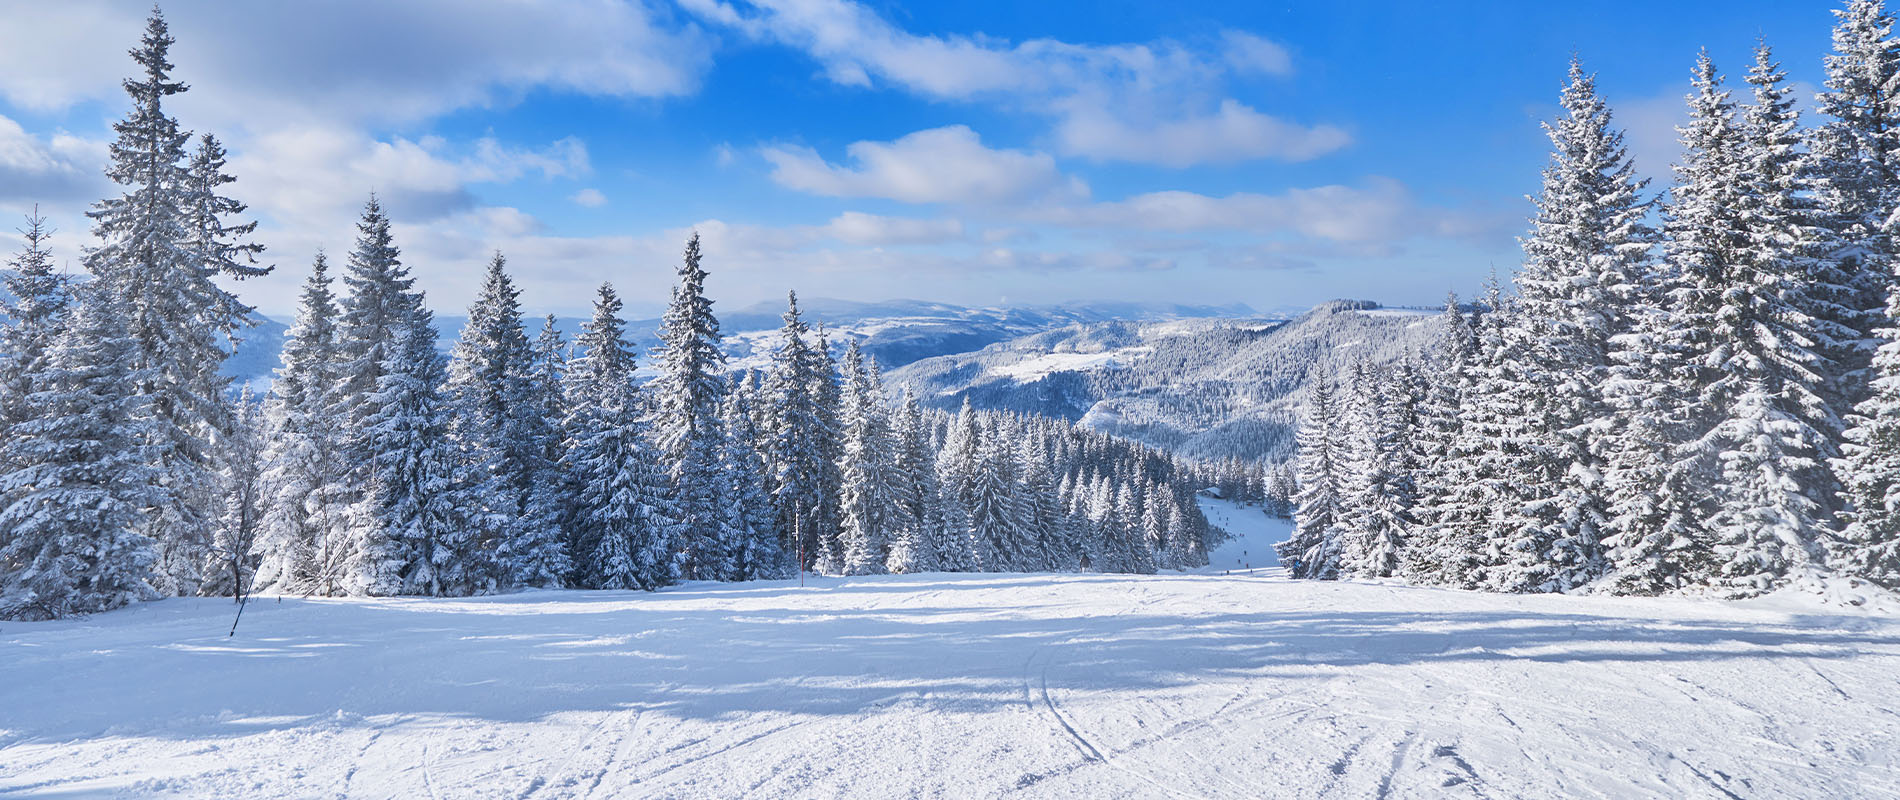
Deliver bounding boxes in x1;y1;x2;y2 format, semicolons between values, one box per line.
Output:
718;376;784;580
446;252;564;588
838;341;895;575
1840;271;1900;588
1496;58;1655;592
0;288;158;619
1279;380;1344;579
0;209;69;442
652;233;731;580
563;284;680;590
767;292;830;570
886;395;941;574
255;253;347;594
328;197;420;594
1810;0;1900;423
85;9;270;595
354;307;473;597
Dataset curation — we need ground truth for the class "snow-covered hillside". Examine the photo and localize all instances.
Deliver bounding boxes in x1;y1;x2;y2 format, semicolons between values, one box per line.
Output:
222;298;1254;389
887;300;1443;464
4;500;1893;799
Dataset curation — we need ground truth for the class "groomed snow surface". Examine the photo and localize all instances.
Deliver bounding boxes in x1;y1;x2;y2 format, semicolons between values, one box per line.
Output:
4;501;1896;799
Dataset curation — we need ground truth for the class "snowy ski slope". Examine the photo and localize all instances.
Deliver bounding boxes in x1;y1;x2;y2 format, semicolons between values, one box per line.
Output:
1;500;1895;798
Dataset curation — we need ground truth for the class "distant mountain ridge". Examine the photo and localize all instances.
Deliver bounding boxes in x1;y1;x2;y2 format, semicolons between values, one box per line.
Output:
231;297;1256;387
884;300;1444;465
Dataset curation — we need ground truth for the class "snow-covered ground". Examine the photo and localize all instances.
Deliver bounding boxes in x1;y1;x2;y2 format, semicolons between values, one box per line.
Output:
4;501;1897;798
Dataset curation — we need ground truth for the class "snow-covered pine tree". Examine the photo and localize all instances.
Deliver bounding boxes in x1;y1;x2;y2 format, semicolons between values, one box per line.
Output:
886;394;941;574
563;284;680;591
0;287;159;619
1495;58;1655;592
718;375;784;580
1018;436;1063;572
652;233;731;580
1664;51;1835;596
838;341;895;575
810;327;846;573
85;9;270;596
766;292;830;571
0;209;69;443
202;388;265;599
446;252;565;588
1402;295;1471;583
1839;266;1900;588
1810;0;1900;425
1338;361;1417;580
966;417;1023;571
255;253;347;594
1427;277;1523;589
354;307;474;597
1278;379;1344;579
330;197;419;594
1707;380;1829;596
1600;240;1708;595
520;314;575;586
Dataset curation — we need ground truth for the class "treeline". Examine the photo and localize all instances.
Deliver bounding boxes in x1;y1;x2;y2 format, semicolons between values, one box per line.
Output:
1283;2;1900;598
0;10;1210;620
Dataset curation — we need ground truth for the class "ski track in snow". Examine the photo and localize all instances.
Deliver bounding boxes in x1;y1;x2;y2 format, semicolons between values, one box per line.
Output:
3;499;1898;799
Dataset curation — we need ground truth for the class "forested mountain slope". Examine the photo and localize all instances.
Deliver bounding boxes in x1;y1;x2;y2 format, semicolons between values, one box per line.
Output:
886;300;1443;464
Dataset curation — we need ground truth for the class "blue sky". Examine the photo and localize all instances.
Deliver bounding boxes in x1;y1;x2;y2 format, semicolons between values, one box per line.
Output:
0;0;1851;319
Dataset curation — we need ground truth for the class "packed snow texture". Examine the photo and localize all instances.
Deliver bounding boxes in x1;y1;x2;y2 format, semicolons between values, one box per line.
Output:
2;500;1894;799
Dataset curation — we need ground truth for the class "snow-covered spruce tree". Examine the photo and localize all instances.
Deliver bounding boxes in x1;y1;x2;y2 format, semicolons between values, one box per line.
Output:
1433;278;1531;589
1018;436;1064;571
202;388;265;599
1677;49;1834;595
1494;58;1655;592
766;292;832;572
1402;295;1472;583
1338;360;1417;580
1599;246;1709;595
1840;274;1900;588
446;252;565;588
652;233;731;580
520;314;575;585
0;288;158;620
810;327;846;573
966;418;1024;571
886;394;941;574
1278;379;1344;579
838;341;896;575
1707;380;1829;596
254;253;347;594
353;307;477;597
85;10;270;596
563;284;681;591
329;197;419;594
182;133;269;345
718;375;785;580
0;209;69;444
1810;0;1900;424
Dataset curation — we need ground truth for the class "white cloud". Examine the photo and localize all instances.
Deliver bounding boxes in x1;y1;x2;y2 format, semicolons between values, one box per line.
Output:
821;211;964;245
0;115;108;204
762;125;1087;205
230;127;590;227
1054;99;1350;167
1220;31;1294;77
571;188;609;208
685;0;1341;167
1032;178;1447;243
0;1;709;128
